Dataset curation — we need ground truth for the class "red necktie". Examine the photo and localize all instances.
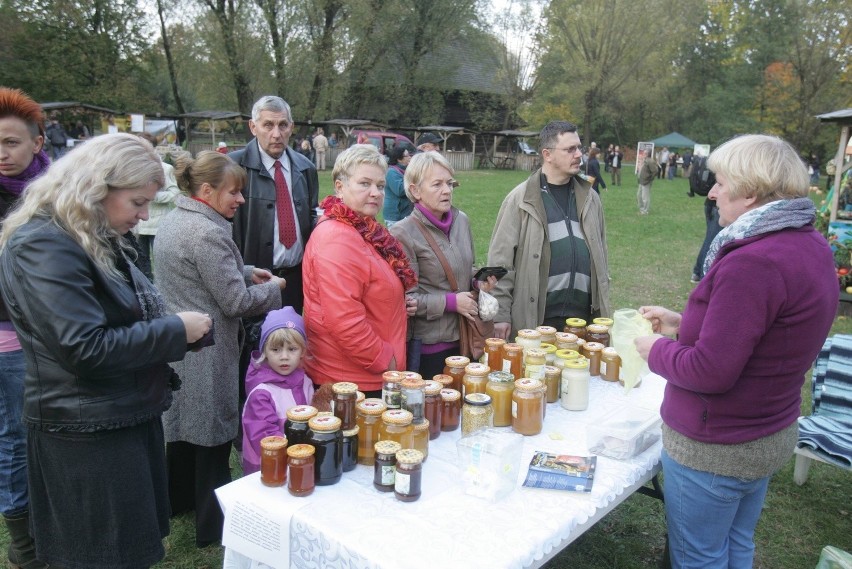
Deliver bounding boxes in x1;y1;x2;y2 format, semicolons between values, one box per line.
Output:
273;160;297;248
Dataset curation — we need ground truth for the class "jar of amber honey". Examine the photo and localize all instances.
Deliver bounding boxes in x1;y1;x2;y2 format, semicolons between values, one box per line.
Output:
484;338;506;372
564;318;587;339
412;420;429;460
286;444;315;497
331;382;358;430
512;378;544;436
356;398;387;466
600;347;621;382
582;342;605;376
485;371;515;426
373;440;401;492
443;356;470;393
585;324;610;347
260;436;287;487
379;409;414;448
501;343;524;379
440;388;461;432
422;380;443;439
462;362;490;398
536;326;558;346
284;405;318;447
543;365;561;403
382;371;405;409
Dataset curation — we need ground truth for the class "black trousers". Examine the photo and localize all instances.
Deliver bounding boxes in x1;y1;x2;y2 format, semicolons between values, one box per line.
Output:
166;440;232;547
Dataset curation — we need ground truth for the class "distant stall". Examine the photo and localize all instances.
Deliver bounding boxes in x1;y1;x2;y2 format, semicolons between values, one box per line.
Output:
481;129;540;171
180;110;249;155
821;109;852;223
410;126;476;170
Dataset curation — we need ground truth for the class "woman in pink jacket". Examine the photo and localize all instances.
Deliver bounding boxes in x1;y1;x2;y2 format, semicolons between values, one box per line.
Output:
303;145;417;394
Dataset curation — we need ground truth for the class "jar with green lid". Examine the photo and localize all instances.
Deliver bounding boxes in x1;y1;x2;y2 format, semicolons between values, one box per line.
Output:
585;324;610;347
553;349;580;371
600;347;621;383
379;409;414;448
582;341;605;376
536;325;558;345
412;420;429;460
511;378;544;436
394;449;424;502
342;425;359;472
461;393;493;436
554;332;580;352
524;348;546;381
440;388;462;431
443;356;470;393
561;358;590;411
422;380;443;439
539;342;557;365
356;398;387;466
284;405;318;447
382;371;405;409
373;441;402;492
462;362;490;398
543;365;561;403
400;377;426;423
307;415;343;486
484;338;506;372
515;329;542;356
593;317;614;328
331;381;358;430
564;318;587;339
485;371;515;426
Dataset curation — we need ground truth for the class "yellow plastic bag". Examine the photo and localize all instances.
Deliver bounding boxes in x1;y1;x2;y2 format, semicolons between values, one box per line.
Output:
611;308;654;391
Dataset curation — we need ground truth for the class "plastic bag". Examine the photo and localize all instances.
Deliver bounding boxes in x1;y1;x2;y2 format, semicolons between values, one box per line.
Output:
478;290;498;322
611;308;653;391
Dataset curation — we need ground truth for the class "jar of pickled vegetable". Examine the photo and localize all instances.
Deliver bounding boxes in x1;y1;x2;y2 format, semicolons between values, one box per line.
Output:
501;343;524;379
485;371;515;427
382;371;405;409
284;405;318;447
484;338;506;372
462;362;490;398
356;398;387;466
564;318;587;339
512;378;544;436
331;381;358;430
462;393;493;436
400;377;426;423
422;380;443;439
440;388;462;432
379;409;414;448
443;356;470;393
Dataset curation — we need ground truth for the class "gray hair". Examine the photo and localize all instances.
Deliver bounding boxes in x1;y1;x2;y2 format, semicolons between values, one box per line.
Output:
251;96;292;123
404;151;455;202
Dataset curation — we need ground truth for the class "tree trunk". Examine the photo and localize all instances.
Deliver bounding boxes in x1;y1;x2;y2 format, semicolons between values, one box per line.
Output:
156;0;185;114
206;0;253;114
257;0;287;97
305;0;342;120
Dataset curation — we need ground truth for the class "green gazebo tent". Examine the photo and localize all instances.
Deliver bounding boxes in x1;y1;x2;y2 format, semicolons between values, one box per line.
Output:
650;132;697;149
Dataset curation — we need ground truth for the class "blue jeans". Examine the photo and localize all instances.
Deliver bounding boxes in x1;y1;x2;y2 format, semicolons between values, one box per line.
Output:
663;450;770;569
0;349;28;516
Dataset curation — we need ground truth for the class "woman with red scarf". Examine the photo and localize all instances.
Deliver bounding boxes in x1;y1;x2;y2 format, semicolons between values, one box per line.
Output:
303;144;417;396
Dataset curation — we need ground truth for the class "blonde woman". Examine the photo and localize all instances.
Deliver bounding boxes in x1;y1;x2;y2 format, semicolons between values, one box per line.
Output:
0;133;211;569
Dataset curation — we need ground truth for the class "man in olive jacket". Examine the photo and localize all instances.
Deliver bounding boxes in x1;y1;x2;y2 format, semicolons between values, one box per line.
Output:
487;121;611;339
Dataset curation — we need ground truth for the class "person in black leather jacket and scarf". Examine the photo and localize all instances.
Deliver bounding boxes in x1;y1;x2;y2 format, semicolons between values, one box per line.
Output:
0;133;212;569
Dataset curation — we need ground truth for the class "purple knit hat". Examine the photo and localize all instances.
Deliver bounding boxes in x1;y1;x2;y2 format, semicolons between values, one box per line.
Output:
259;306;306;350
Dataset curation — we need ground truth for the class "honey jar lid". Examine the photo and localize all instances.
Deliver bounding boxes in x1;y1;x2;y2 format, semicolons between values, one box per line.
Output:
402;371;423;381
395;449;424;464
564;358;590;370
584;342;605;352
464;392;492;406
502;342;524;353
286;405;319;421
485;337;506;346
445;355;471;367
544;365;561;378
586;324;609;334
555;349;580;361
536;325;557;336
331;381;358;394
514;378;543;391
516;328;541;339
260;435;287;450
356;391;366;402
440;388;461;401
286;444;315;458
565;317;587;327
342;425;360;437
374;440;402;455
602;346;619;357
382;370;405;382
400;377;426;390
525;348;546;359
555;332;578;343
539;343;557;354
381;409;414;425
593;317;614;327
487;371;515;383
432;374;453;387
308;415;342;432
357;398;387;415
464;362;490;376
422;380;442;395
413;419;430;431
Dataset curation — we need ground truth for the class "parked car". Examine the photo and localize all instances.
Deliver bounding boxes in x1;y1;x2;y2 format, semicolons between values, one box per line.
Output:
350;130;414;156
516;140;538;155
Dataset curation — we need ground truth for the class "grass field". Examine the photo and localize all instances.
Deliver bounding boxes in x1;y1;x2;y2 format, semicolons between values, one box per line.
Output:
1;167;850;568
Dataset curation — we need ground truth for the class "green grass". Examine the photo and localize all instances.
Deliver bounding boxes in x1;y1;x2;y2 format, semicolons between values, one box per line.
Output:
1;168;849;568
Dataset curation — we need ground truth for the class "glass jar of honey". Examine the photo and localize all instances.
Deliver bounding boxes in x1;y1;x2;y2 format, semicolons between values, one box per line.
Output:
515;329;542;355
286;444;315;497
342;425;359;472
485;371;515;427
422;380;442;439
284;405;318;447
412;420;429;460
394;449;424;502
331;381;358;430
536;325;558;346
585;324;610;347
373;440;401;492
432;374;453;390
307;415;343;486
524;348;546;381
484;338;506;372
512;378;544;436
564;318;587;339
593;317;614;328
462;393;493;436
561;359;590;411
462;362;491;398
440;388;462;431
443;356;470;393
582;342;605;376
355;398;387;466
382;371;405;409
260;436;288;487
554;332;580;352
543;365;561;403
600;347;621;383
553;349;580;371
379;409;414;448
539;343;557;365
400;377;426;423
501;343;524;379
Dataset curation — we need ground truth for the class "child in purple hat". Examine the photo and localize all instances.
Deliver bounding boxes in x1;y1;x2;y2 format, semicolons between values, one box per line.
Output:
241;307;315;474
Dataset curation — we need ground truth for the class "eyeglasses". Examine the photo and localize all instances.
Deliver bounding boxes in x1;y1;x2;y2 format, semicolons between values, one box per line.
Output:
544;145;584;155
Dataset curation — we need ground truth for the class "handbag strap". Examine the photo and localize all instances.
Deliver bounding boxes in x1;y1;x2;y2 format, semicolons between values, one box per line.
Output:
412;217;459;292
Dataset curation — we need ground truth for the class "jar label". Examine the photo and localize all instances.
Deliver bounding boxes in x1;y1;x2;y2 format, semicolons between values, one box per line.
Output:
502;360;511;373
381;465;395;485
600;362;607;376
395;472;411;494
482;353;489;366
330;400;335;414
511;400;518;418
526;364;544;380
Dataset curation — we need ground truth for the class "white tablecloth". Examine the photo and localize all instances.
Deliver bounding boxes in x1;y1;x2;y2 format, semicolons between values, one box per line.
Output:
216;374;666;569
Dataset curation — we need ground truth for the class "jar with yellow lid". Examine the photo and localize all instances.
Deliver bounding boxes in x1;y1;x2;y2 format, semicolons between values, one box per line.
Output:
554;332;580;352
286;444;315;497
411;420;429;460
462;393;493;436
440;388;462;431
582;342;605;376
485;371;515;426
484;337;506;372
539;342;557;365
536;325;558;345
342;425;359;472
512;378;544;436
356;398;387;466
600;347;621;383
307;415;343;486
331;381;358;430
524;348;546;381
373;440;402;492
593;317;614;328
564;318;587;339
543;365;561;403
553;349;580;371
462;362;490;397
394;449;424;502
443;356;470;393
515;329;542;355
284;405;318;447
422;380;443;439
260;436;287;487
382;371;405;409
432;374;453;390
585;324;610;347
400;377;426;423
501;343;524;379
379;409;414;448
561;359;590;411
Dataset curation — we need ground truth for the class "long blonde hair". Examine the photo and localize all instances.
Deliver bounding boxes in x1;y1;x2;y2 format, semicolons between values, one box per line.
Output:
0;133;165;277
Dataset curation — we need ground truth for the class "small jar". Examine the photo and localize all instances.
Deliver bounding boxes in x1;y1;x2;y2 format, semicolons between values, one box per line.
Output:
440;388;462;432
422;380;443;439
379;409;414;449
484;338;506;372
561;359;590;411
512;378;544;436
400;377;426;423
582;342;605;376
592;317;614;328
501;343;524;380
307;415;343;486
585;324;610;347
443;356;470;393
260;436;288;487
286;444;315;497
284;405;318;447
355;398;387;466
373;440;402;492
600;347;622;383
543;365;561;403
576;338;587;357
412;420;429;460
539;343;557;365
402;371;423;382
432;374;453;390
554;332;580;353
486;371;515;427
536;325;558;345
462;362;491;398
564;318;587;339
462;393;493;436
515;329;542;355
394;449;424;502
553;349;581;371
524;348;546;381
382;371;404;409
342;425;359;472
331;382;358;430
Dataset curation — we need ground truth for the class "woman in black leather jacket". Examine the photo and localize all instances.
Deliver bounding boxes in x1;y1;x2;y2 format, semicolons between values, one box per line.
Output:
0;133;212;569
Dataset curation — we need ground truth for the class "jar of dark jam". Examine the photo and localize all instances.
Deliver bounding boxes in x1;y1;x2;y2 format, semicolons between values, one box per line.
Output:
331;382;358;430
286;444;315;497
284;405;318;447
394;449;424;502
342;425;359;472
307;415;343;486
564;318;587;339
356;398;387;466
260;436;287;487
585;324;610;347
373;440;402;492
422;380;443;439
439;388;462;431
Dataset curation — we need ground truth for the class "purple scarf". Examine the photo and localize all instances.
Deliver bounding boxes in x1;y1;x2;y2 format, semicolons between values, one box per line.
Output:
416;203;454;237
0;150;51;196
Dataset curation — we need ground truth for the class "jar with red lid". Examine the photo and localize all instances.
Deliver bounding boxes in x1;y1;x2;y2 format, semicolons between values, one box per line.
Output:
286;444;315;497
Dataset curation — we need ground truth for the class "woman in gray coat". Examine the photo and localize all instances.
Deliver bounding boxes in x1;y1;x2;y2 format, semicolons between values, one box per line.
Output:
154;151;285;547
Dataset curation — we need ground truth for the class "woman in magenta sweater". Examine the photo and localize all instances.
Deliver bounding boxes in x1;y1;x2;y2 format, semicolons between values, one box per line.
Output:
636;134;838;569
